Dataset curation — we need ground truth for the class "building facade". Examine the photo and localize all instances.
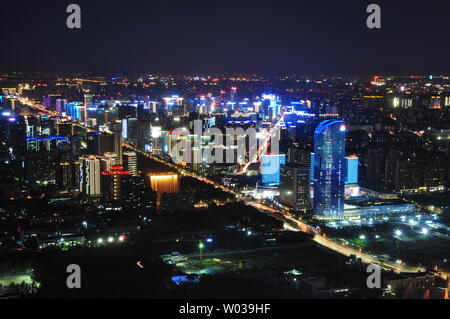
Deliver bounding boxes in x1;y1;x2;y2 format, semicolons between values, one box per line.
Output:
313;120;346;220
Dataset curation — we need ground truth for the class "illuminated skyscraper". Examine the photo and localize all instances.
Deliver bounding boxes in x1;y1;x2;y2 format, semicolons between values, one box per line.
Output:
260;154;286;186
344;155;359;185
123;151;138;176
112;120;123;164
230;87;237;102
56;162;80;191
56;99;68;113
101;165;130;202
79;155;101;197
280;164;310;212
313;120;346;220
163;96;183;113
99;153;116;172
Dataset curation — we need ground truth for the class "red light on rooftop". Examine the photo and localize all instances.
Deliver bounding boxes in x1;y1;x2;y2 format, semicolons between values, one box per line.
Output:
102;170;130;176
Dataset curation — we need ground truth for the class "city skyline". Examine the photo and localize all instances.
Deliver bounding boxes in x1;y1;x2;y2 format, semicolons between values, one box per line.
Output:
1;0;450;303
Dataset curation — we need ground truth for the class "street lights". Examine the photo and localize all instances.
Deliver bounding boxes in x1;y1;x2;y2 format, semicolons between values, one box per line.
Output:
198;242;205;260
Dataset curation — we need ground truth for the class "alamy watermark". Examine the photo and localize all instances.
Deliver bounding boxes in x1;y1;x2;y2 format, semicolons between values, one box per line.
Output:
367;4;381;29
366;264;382;289
66;4;81;29
168;120;280;170
66;264;81;289
65;4;381;30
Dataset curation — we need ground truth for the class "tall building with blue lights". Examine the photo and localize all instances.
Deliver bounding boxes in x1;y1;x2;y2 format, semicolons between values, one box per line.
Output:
345;156;359;185
313;120;346;220
260;154;286;186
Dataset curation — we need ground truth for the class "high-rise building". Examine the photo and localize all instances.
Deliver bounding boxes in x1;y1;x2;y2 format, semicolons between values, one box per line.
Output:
101;165;130;202
230;87;237;102
113;120;123;164
99;153;116;172
56;162;72;191
79;155;101;197
88;132;115;155
260;154;286;186
56;161;80;191
83;93;93;123
55;99;67;113
367;148;385;186
126;117;138;144
123;151;138;176
57;121;73;137
313;120;346;220
43;95;61;111
344;155;359;185
280;164;310;212
122;175;156;211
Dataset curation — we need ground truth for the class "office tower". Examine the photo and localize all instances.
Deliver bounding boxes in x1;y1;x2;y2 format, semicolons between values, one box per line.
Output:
424;163;445;190
260;154;286;186
68;103;86;121
57;122;73;137
72;161;80;190
56;99;68;113
148;101;157;114
26;151;58;183
313;120;346;220
126;117;138;144
43;96;53;110
163;96;183;113
280;164;310;212
112;120;123;164
98;132;115;155
367;148;385;186
288;143;311;165
0;115;27;164
56;161;80;191
262;94;279;119
99;153;116;172
151;126;163;155
310;152;315;187
344;155;359;185
79;155;101;197
230;87;237;102
101;165;130;202
87;132;99;154
39;115;52;135
123;151;138;176
56;162;72;191
122;175;156;211
83;93;93;123
43;94;61;111
84;93;93;108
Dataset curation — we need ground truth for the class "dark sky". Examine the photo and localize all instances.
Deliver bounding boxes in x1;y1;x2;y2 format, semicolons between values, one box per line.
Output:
1;0;449;75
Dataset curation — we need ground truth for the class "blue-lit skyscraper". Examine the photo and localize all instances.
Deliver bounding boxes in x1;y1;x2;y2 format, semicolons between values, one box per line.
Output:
345;156;359;185
261;154;286;186
313;120;346;220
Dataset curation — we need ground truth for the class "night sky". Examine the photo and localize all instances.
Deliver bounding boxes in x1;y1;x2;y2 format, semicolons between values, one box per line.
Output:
1;0;450;75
